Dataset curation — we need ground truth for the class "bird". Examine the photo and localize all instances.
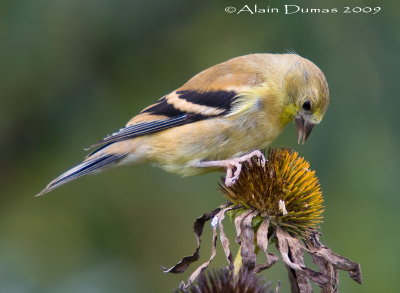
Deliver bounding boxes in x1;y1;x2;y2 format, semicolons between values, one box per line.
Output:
37;53;329;196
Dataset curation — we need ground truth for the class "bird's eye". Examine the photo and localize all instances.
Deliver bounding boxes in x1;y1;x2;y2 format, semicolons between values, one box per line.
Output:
302;101;311;111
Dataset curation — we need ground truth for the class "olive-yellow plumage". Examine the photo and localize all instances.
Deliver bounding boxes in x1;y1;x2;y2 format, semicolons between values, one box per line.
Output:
37;53;329;196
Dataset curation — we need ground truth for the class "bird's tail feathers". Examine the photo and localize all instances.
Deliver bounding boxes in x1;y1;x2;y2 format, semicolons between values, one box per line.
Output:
36;153;127;197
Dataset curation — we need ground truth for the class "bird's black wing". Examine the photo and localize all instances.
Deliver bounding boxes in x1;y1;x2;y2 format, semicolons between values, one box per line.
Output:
86;90;238;156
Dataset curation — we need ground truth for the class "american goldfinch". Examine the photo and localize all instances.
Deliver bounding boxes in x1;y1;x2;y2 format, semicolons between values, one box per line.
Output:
37;53;329;196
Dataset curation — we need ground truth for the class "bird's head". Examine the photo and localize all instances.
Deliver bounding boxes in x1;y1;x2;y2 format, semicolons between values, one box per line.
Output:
280;55;330;144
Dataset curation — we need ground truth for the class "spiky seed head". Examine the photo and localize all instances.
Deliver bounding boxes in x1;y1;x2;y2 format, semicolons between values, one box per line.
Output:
221;148;324;238
176;269;272;293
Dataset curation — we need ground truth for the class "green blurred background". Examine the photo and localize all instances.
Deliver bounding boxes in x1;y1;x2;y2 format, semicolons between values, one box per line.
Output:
1;0;399;292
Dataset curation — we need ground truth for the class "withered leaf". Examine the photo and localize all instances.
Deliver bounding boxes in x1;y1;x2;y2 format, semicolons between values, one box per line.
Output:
311;254;338;293
255;217;278;273
253;255;278;274
316;247;362;285
218;206;240;270
239;210;259;270
307;232;362;285
276;227;303;271
163;204;227;274
180;214;219;288
286;234;330;288
277;227;331;293
234;209;254;243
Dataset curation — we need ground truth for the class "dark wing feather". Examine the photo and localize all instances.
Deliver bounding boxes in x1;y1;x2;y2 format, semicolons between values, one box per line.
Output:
36;154;127;196
87;90;238;156
87;115;189;153
175;90;236;113
141;97;186;117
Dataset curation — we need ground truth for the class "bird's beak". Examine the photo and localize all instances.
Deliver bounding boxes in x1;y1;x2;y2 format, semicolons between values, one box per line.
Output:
295;116;315;145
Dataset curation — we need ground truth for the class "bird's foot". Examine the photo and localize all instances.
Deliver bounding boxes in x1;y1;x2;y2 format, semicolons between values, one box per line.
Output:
224;150;266;186
194;150;266;187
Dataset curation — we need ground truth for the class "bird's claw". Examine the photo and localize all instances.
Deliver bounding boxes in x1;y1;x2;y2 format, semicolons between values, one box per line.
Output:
228;150;266;169
224;150;265;186
193;150;265;187
225;162;242;187
243;150;266;166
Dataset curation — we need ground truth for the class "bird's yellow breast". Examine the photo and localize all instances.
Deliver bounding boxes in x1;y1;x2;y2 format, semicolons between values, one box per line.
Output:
144;105;284;176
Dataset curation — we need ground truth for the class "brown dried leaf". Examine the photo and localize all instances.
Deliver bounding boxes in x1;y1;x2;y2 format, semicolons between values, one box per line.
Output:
234;210;254;243
276;227;303;271
286;234;330;288
254;217;279;273
253;254;278;274
277;227;333;292
311;254;337;293
239;210;259;271
316;248;362;285
286;267;305;293
307;232;362;285
256;218;270;255
180;215;219;288
217;206;239;270
163;204;226;274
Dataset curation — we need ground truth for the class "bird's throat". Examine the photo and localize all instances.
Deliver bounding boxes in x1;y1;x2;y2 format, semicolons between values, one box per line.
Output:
280;104;298;126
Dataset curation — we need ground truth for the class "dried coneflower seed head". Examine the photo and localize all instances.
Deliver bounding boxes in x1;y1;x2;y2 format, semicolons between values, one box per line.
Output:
167;148;362;291
176;269;273;293
221;148;324;238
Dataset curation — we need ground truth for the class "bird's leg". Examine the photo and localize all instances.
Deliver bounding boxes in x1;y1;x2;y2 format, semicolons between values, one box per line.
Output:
194;150;266;186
